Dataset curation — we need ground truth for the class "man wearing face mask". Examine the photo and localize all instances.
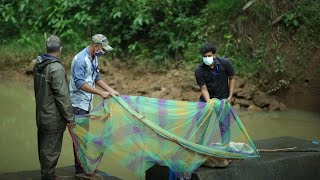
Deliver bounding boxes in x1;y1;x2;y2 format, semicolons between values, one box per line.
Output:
69;34;119;175
195;43;235;104
194;43;236;169
195;43;235;145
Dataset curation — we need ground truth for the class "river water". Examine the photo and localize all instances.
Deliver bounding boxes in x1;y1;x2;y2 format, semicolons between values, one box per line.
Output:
0;81;319;178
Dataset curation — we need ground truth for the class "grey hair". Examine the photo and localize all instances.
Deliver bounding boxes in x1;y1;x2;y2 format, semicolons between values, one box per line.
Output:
46;35;61;53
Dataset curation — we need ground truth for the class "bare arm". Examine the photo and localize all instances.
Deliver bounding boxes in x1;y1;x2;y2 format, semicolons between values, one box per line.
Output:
80;83;110;99
96;79;119;96
226;76;235;103
200;85;211;103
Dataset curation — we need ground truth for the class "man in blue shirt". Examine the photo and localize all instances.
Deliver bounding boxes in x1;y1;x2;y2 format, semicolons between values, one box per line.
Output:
69;34;119;175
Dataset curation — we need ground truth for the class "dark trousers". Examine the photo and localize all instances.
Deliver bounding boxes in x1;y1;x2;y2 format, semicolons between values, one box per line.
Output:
37;131;64;180
72;107;89;174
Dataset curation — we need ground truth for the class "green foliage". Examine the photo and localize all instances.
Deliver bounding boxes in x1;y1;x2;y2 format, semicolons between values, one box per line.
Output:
0;1;19;42
295;0;320;47
0;0;319;91
0;33;44;69
222;33;234;57
97;0;209;63
283;13;299;28
273;56;286;74
0;0;241;66
251;1;273;24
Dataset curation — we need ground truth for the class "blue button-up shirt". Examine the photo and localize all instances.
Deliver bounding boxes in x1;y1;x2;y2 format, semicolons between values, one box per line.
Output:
69;47;101;111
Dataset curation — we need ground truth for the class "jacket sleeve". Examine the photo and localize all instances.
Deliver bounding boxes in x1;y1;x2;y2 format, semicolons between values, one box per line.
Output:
51;66;75;123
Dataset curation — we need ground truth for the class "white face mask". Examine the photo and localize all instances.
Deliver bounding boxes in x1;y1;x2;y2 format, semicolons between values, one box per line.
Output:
203;57;213;65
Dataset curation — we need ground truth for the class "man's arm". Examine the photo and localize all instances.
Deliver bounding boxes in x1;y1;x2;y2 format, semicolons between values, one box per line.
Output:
200;85;211;103
72;60;110;99
226;76;235;103
80;83;111;98
223;59;236;103
51;67;75;125
96;79;119;96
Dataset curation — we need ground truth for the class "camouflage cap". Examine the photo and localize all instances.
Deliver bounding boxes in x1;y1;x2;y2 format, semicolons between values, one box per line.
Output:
92;34;113;51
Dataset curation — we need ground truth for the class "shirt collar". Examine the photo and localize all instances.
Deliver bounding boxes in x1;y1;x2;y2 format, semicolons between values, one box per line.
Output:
86;46;96;61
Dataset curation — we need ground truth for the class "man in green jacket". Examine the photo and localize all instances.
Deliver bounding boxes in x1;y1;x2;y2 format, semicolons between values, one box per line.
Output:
33;35;75;180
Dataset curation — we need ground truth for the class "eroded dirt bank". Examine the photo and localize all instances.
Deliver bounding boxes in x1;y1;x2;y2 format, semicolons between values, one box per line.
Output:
2;59;320;112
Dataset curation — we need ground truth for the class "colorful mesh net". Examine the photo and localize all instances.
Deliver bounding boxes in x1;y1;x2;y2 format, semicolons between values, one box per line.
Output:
69;95;259;178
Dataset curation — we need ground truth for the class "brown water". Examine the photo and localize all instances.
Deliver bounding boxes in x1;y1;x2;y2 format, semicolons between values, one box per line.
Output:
0;81;319;178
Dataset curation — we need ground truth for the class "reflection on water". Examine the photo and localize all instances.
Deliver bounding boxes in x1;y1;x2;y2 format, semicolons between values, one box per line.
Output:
0;81;320;177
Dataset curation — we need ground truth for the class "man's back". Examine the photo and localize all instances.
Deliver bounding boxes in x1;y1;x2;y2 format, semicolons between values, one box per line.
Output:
34;55;70;133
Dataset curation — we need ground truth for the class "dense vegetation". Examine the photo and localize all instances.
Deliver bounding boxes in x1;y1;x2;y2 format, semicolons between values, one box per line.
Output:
1;0;319;94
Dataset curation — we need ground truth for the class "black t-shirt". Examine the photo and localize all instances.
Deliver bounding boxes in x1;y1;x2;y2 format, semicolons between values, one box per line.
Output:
195;57;235;101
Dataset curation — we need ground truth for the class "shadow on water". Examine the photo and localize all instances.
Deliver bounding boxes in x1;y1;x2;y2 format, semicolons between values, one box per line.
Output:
0;81;319;178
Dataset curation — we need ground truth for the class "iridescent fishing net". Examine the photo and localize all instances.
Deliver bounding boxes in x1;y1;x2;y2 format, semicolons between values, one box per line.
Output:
69;95;259;178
